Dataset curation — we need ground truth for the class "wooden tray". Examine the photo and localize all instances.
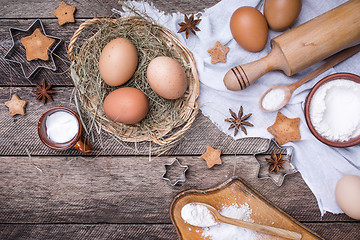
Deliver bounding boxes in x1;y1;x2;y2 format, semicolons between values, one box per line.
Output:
170;177;324;240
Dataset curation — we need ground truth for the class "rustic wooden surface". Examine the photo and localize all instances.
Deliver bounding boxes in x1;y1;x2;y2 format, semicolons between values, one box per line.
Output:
0;0;359;239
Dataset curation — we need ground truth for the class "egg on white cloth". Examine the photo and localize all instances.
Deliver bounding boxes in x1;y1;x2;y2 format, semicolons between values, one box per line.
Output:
230;6;268;52
264;0;302;31
335;175;360;220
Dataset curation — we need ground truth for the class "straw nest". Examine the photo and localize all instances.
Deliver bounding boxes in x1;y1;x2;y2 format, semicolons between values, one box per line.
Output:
67;17;199;146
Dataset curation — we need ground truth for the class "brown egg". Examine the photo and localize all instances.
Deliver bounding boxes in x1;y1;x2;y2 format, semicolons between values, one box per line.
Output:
103;87;149;124
230;6;268;52
99;38;138;86
146;56;187;99
264;0;302;31
335;175;360;220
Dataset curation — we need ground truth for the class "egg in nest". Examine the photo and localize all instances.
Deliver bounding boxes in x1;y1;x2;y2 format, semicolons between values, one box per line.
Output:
98;38;138;86
103;87;149;125
146;56;187;99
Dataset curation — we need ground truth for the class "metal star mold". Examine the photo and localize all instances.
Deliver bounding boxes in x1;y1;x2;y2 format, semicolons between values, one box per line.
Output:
3;19;62;79
254;138;297;186
162;158;188;186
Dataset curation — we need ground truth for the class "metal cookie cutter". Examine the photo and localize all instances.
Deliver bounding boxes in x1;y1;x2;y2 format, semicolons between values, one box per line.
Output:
162;158;188;186
3;19;62;79
254;138;298;187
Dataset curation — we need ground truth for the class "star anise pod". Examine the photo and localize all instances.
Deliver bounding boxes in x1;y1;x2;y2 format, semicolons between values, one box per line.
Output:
32;79;56;104
225;106;254;136
266;151;286;174
177;14;201;39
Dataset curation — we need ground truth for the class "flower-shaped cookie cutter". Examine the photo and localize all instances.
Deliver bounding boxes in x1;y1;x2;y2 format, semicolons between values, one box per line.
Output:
254;138;298;186
162;158;188;187
3;19;62;79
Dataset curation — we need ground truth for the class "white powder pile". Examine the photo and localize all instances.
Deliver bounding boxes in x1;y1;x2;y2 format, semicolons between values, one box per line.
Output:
261;88;286;111
202;203;258;240
181;203;217;227
46;111;79;143
309;79;360;142
181;202;259;240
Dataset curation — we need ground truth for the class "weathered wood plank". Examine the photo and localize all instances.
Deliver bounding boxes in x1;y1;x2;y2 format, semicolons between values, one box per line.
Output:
0;87;271;156
0;0;220;19
0;224;177;240
0;156;353;224
304;222;360;240
0;0;115;19
0;222;358;240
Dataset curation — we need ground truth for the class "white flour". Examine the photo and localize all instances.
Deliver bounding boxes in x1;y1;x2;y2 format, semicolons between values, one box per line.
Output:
309;79;360;142
181;204;216;227
181;202;259;240
46;111;79;143
262;88;286;111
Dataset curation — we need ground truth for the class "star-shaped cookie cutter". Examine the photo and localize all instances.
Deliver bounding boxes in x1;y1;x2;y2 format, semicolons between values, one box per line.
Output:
162;158;188;186
3;19;62;79
254;138;298;187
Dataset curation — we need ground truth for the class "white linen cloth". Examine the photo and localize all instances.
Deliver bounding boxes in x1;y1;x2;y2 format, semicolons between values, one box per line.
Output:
121;0;360;215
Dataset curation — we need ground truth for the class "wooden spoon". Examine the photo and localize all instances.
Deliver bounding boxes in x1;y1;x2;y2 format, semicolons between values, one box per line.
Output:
191;202;302;240
259;44;360;112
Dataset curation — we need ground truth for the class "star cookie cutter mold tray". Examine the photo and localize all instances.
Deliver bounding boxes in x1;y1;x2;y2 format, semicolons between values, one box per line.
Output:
162;158;188;186
3;19;62;79
254;138;298;186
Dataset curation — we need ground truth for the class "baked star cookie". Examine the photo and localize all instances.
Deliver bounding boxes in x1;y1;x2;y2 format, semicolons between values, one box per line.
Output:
207;41;230;64
4;94;27;116
201;145;222;168
267;112;301;146
53;1;76;26
20;28;56;61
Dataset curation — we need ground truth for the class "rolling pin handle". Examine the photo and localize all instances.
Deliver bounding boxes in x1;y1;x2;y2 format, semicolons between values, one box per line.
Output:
223;44;285;91
223;58;272;91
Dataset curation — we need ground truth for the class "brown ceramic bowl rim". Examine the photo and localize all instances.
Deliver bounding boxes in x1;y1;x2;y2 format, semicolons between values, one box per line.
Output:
38;106;82;150
304;73;360;148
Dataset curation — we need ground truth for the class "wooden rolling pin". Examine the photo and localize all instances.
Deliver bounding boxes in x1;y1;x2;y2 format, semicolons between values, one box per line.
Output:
224;0;360;91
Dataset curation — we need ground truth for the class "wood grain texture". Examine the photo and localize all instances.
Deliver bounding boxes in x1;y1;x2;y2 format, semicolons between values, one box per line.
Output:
304;222;360;240
0;224;177;240
0;87;271;156
0;0;118;19
0;0;358;239
0;0;221;19
0;156;353;224
1;223;359;240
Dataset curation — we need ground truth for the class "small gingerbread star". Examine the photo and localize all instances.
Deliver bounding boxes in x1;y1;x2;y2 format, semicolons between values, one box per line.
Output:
4;94;27;116
20;28;56;61
207;41;230;64
53;1;76;26
267;112;301;146
201;145;222;168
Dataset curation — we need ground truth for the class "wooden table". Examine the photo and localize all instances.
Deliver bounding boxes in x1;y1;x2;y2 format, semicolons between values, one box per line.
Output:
0;1;359;239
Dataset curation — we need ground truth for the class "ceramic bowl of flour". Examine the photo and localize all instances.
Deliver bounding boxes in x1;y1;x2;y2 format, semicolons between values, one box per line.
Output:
305;73;360;147
38;106;92;154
